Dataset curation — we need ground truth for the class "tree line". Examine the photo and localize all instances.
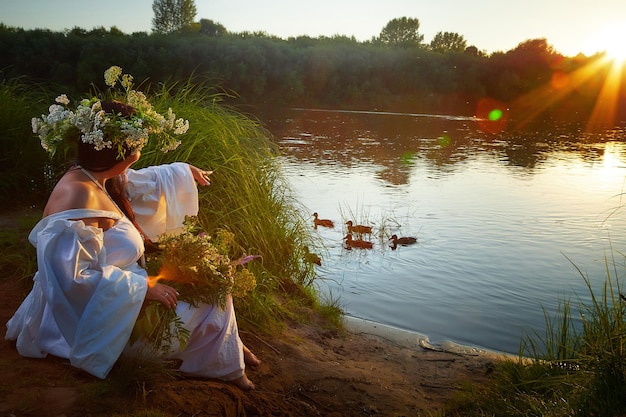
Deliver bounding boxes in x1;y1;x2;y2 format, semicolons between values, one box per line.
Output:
151;1;470;52
0;21;623;123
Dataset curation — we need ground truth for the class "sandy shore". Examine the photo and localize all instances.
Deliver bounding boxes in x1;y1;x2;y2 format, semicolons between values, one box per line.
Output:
1;277;500;416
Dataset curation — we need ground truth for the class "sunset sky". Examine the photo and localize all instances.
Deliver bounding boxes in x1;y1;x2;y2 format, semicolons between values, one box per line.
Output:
1;0;625;57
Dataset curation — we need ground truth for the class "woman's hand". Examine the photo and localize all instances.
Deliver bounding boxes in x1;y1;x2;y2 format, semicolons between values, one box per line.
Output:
145;281;179;309
189;164;212;186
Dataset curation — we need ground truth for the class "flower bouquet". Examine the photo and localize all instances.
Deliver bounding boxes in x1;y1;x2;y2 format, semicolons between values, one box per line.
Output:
132;216;259;352
149;216;258;308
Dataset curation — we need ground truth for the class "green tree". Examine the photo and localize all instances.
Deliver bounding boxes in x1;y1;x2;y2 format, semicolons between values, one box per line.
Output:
464;45;485;57
199;19;227;37
152;0;197;34
506;39;559;84
510;38;556;57
430;31;467;52
377;17;424;48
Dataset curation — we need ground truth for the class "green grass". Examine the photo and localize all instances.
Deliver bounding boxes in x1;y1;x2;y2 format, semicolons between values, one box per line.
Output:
0;75;54;210
0;211;39;291
441;251;626;417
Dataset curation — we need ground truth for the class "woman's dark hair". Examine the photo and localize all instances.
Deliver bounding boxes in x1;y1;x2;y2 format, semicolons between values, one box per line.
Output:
76;100;159;253
107;174;160;253
76;100;136;172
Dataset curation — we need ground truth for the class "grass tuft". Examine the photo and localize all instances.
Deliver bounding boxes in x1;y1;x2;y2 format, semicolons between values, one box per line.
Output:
442;250;626;416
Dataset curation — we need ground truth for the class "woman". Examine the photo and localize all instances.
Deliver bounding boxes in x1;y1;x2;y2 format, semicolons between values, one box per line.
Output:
5;67;258;390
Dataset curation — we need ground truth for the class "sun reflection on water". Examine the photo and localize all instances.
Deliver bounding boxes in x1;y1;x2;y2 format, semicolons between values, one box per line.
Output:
603;141;624;170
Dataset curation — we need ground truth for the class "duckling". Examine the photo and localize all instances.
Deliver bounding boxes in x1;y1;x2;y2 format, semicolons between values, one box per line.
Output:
389;234;417;246
344;234;373;249
345;220;373;236
303;246;322;266
313;212;334;228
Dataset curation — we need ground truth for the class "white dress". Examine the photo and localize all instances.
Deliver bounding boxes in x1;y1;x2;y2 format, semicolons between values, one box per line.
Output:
5;163;245;380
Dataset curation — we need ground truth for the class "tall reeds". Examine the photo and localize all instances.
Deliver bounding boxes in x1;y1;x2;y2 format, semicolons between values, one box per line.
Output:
138;79;324;328
0;76;53;210
443;250;626;416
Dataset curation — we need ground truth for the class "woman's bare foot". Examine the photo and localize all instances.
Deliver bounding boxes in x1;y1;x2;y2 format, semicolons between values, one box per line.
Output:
243;345;261;368
231;373;255;390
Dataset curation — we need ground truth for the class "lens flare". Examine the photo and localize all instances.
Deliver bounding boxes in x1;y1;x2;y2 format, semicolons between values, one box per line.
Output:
475;98;508;134
147;275;161;287
550;71;570;90
488;108;503;121
401;152;416;164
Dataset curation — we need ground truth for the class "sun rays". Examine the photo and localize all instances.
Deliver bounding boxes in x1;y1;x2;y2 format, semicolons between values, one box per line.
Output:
504;58;608;131
586;55;624;132
503;25;626;134
470;21;623;136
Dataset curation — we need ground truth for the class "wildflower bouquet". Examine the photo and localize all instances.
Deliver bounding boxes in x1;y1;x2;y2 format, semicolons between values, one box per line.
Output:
132;216;258;352
147;216;258;309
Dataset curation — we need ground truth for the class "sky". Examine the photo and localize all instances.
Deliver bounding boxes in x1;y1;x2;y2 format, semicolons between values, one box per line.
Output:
1;0;625;57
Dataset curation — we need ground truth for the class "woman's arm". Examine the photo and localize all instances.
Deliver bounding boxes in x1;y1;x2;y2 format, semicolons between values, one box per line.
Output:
188;164;213;186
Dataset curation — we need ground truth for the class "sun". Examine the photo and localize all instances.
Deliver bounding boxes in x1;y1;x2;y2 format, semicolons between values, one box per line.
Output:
582;22;626;62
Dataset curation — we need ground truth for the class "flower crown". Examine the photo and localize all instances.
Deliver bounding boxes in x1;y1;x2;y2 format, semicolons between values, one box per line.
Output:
32;66;189;157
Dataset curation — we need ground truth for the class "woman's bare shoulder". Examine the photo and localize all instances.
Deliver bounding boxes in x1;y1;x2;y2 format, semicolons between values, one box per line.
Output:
43;174;93;216
43;173;120;230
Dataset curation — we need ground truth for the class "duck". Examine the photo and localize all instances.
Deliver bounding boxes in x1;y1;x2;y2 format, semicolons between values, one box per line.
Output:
389;234;417;246
345;220;372;236
303;246;322;266
313;212;334;228
344;234;373;249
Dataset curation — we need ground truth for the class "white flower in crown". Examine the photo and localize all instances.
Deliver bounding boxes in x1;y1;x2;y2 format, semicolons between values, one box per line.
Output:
32;66;190;157
56;94;70;105
104;66;123;87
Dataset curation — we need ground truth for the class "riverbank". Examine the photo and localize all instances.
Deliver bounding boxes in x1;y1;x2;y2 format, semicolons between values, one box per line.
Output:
1;274;499;416
0;209;500;416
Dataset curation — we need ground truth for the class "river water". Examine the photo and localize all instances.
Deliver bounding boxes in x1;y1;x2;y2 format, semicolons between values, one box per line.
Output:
258;107;626;355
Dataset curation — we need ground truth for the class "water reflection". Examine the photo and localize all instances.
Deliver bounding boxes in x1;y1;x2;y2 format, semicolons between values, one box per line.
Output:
256;108;626;354
261;108;626;181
